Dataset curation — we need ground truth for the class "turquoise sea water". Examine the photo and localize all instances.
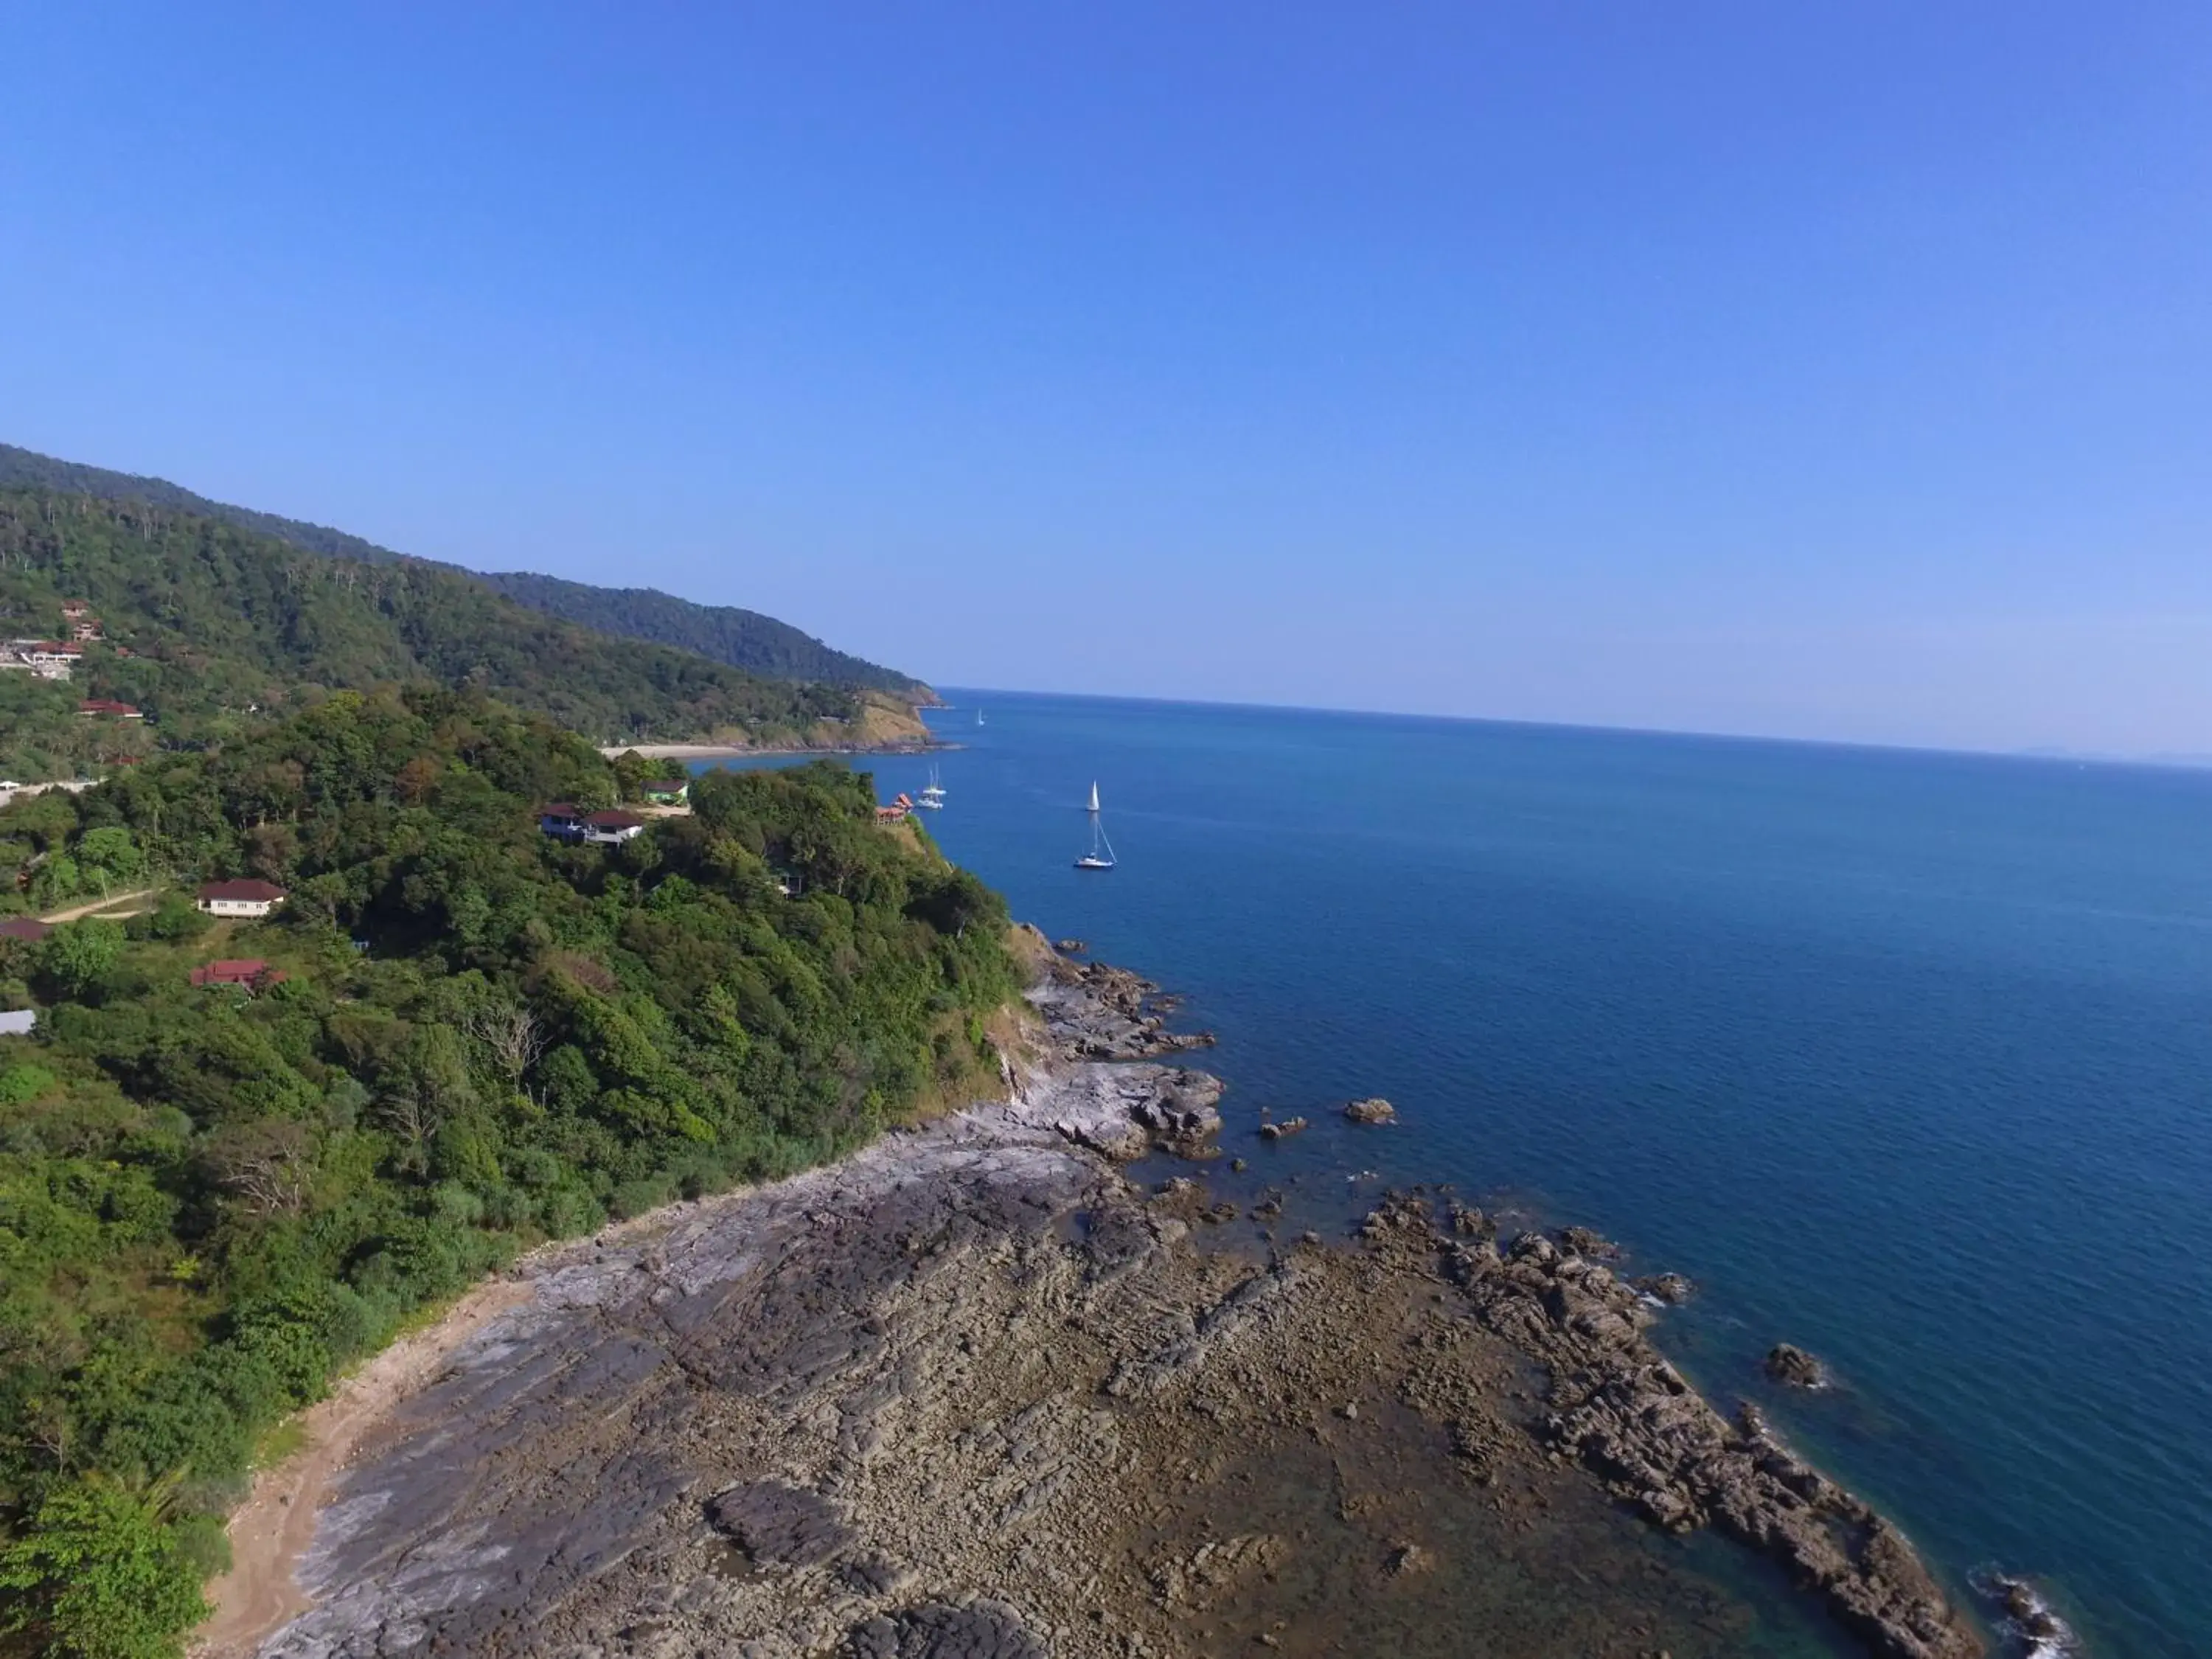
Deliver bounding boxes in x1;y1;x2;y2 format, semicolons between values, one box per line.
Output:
717;692;2212;1656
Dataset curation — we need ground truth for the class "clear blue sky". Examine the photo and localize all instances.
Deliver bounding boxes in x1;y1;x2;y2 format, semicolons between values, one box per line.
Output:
4;4;2208;754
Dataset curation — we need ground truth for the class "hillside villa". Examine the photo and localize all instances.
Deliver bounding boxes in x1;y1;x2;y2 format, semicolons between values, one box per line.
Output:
0;641;84;681
538;804;647;845
189;959;285;992
78;699;142;720
643;775;690;806
197;879;287;918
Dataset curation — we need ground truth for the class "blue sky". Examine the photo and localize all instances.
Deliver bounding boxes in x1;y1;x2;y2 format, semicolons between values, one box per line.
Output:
3;4;2208;753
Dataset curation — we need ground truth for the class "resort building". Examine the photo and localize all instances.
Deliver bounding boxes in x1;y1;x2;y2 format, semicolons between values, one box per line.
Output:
189;959;286;992
538;804;647;845
0;641;84;681
643;775;691;806
197;878;287;918
582;810;646;845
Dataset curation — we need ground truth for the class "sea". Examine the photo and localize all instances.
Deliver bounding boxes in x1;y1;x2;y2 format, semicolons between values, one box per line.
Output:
709;690;2212;1658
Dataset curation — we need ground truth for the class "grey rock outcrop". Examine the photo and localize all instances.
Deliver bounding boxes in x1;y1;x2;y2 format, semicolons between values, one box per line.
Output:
706;1480;849;1568
1408;1200;1978;1659
839;1599;1051;1659
1764;1343;1828;1388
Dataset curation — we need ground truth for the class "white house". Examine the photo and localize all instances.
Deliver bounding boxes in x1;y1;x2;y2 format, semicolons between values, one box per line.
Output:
582;810;646;845
197;878;287;919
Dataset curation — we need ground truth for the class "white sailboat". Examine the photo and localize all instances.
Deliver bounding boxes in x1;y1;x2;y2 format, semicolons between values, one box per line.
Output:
917;764;946;810
976;708;985;727
1074;781;1116;870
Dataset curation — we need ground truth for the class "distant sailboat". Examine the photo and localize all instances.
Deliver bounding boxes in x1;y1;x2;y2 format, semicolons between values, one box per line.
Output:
1075;782;1116;870
976;708;985;727
917;764;946;810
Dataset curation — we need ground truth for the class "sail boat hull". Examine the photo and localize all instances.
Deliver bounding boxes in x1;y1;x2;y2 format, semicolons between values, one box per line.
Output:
1078;780;1115;867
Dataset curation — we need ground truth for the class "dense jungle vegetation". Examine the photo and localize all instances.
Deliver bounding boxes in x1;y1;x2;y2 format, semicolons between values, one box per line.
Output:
0;686;1016;1657
476;570;929;698
0;446;925;699
0;488;871;779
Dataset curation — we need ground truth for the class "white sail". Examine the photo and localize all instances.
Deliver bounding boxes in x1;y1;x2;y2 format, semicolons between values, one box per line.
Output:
1087;781;1100;813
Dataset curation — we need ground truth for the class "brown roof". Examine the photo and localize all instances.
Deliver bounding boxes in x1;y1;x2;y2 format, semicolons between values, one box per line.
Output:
190;959;285;987
198;879;286;903
78;699;142;717
587;810;644;828
540;802;583;818
0;917;52;942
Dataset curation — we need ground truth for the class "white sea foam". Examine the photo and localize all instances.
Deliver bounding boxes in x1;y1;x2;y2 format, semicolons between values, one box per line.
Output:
1970;1567;2082;1658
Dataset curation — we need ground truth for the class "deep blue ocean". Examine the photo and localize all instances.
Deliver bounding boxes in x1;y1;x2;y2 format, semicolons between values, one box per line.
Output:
714;691;2212;1657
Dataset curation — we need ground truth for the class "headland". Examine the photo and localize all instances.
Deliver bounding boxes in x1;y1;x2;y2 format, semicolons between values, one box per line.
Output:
205;936;1985;1659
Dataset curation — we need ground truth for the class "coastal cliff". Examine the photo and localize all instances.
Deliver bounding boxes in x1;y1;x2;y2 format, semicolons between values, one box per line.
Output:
209;947;1983;1659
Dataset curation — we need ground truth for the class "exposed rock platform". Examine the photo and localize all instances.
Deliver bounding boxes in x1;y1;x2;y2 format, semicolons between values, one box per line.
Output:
236;955;1984;1659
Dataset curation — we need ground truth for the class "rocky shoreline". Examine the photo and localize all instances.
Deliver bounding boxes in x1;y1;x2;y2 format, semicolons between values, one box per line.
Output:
223;943;1986;1659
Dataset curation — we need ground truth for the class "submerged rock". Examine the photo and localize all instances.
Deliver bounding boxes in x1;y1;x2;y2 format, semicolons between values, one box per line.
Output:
1764;1343;1828;1388
1635;1273;1695;1305
1259;1116;1308;1141
1343;1097;1397;1125
1559;1226;1620;1259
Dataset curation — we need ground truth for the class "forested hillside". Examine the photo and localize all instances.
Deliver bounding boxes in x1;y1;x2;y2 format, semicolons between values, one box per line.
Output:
476;571;929;698
0;489;877;779
0;445;928;695
0;686;1015;1658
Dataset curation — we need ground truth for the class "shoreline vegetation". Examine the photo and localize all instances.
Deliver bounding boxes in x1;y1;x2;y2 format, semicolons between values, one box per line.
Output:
0;687;1018;1658
204;937;1988;1659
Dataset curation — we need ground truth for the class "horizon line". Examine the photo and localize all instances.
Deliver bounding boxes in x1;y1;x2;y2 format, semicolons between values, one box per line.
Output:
926;684;2212;779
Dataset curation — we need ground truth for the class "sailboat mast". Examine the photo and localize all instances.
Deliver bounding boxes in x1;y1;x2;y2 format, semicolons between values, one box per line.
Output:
1077;781;1116;869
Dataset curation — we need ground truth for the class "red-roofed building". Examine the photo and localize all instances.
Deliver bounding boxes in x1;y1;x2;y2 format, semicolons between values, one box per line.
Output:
0;918;52;943
197;879;287;918
190;959;285;992
77;699;143;720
